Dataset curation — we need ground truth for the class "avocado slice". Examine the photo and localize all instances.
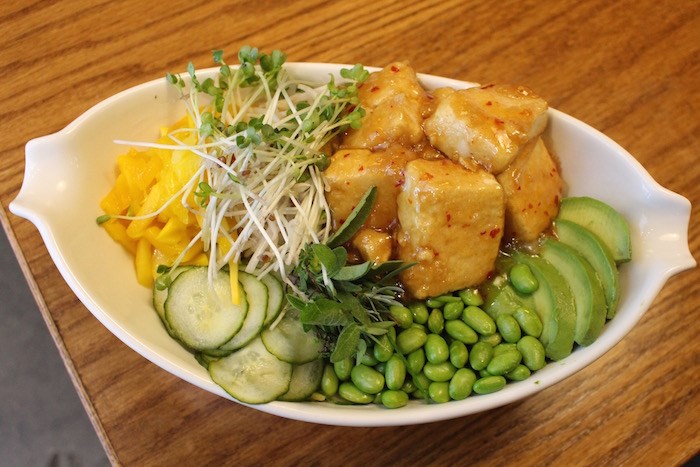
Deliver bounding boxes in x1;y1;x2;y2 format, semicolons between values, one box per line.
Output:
540;238;607;346
513;253;576;361
557;197;631;263
554;219;620;319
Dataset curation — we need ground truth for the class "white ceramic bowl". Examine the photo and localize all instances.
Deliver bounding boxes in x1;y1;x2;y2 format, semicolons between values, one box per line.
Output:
10;64;696;426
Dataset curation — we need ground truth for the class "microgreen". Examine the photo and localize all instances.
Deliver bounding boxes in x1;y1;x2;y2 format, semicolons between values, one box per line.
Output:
109;47;370;294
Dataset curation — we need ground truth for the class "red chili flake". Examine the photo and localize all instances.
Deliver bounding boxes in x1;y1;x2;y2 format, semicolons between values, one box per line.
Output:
544;210;550;216
347;104;356;112
537;202;541;207
370;86;380;92
446;213;452;222
489;228;501;238
394;177;405;187
480;230;487;236
516;185;522;191
494;118;504;126
554;195;560;205
485;101;493;106
420;172;434;181
390;65;400;73
358;165;364;172
343;152;351;158
528;203;533;209
482;84;495;89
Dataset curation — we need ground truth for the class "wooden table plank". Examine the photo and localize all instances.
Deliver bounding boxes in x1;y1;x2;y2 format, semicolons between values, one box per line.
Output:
1;0;698;465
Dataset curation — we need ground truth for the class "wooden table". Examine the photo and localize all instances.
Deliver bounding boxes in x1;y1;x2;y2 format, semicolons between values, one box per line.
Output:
2;0;698;464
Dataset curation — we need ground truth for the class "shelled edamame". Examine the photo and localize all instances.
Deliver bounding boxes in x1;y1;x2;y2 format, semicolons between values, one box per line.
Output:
318;284;548;409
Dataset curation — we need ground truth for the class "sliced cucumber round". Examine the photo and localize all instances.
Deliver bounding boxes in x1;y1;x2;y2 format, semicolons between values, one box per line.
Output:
153;266;192;327
164;267;248;351
278;358;324;402
208;337;292;404
261;311;324;364
261;273;284;327
217;271;268;352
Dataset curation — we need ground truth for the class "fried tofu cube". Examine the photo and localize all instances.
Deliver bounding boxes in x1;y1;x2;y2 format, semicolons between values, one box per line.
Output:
343;62;428;149
396;159;505;298
423;84;548;174
352;228;393;264
497;137;563;241
324;147;418;230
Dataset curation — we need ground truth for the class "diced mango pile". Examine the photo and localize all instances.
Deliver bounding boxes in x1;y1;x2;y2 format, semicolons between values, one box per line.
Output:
99;118;208;287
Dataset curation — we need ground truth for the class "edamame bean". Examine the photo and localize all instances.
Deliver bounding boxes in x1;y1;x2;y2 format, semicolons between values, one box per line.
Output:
428;309;445;334
351;364;385;394
401;378;417;394
374;362;386;374
409;302;429;325
486;350;522;376
411;323;427;332
389;305;414;329
381;389;409;409
517;335;546;371
373;334;394;363
425;334;450;364
445;320;479;344
469;341;494;371
396;327;428;354
493;343;518;357
509;263;539;294
496;314;522;343
373;392;383;404
338;382;374;404
424;361;457;382
321;363;339;397
505;364;531;381
449;368;477;400
472;375;507;394
459;288;484;306
449;341;469;368
334;357;353;381
413;372;431;391
479;369;492;378
462;306;497;336
443;301;465;320
412;388;429;400
385;354;407;390
407;348;426;374
428;381;451;403
437;294;462;303
361;350;379;367
479;332;502;346
426;298;445;309
514;308;543;338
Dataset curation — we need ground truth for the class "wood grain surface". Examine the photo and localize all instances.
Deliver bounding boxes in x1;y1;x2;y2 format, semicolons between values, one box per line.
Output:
2;0;699;465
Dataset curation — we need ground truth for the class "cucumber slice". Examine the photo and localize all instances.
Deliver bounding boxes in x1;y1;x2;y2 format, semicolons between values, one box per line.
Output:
208;337;292;404
261;274;284;327
278;358;324;402
557;197;631;263
153;266;192;326
217;271;268;352
261;311;325;364
164;267;248;350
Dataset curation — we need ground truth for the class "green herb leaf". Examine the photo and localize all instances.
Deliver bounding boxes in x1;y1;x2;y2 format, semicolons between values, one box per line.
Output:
334;262;372;281
326;186;377;248
330;323;361;363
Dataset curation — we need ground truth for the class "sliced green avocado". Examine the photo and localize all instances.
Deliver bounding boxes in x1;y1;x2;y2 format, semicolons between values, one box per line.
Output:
557;197;631;263
513;253;576;361
540;238;607;346
554;219;620;319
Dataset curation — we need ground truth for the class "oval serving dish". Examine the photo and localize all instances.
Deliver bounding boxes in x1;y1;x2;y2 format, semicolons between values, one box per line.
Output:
10;63;696;427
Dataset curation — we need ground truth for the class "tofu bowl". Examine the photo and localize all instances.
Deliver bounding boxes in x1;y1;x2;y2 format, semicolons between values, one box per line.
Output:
10;63;696;426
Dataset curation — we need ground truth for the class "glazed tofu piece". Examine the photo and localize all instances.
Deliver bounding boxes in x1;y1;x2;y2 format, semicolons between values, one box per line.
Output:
396;159;505;298
324;147;417;230
343;62;428;149
497;137;563;241
423;84;548;174
351;228;393;264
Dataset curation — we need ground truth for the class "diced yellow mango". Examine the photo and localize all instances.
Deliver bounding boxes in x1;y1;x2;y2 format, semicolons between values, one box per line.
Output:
135;238;154;287
102;220;137;255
